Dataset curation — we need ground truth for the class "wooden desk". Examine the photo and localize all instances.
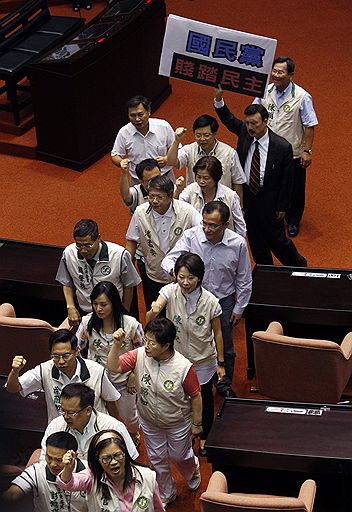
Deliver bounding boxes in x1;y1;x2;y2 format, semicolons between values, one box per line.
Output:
0;376;47;464
244;265;352;378
0;238;65;324
206;398;352;511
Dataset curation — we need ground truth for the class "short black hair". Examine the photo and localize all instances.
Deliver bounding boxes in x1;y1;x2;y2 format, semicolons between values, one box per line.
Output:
48;329;78;352
148;175;174;197
174;253;205;284
73;219;99;240
60;383;95;409
144;317;176;349
193;156;223;183
273;56;295;74
193;114;219;133
136;158;160;181
46;432;78;452
126;95;151;111
243;104;269;122
203;200;230;223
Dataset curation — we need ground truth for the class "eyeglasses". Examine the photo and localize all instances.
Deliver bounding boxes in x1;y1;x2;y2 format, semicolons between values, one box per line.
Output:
202;220;224;232
100;452;125;465
58;405;87;418
75;242;96;249
149;194;169;202
143;336;159;348
50;352;75;361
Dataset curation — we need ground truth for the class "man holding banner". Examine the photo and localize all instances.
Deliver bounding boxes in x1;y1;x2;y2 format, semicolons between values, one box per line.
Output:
214;86;307;267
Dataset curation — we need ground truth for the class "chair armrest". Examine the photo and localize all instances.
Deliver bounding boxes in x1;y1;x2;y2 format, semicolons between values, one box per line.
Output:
340;332;352;359
298;479;316;512
0;303;16;318
206;471;228;493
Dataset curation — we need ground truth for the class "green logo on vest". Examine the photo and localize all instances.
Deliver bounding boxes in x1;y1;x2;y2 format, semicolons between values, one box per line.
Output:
163;380;174;392
283;104;291;113
174;226;183;236
137;496;149;509
196;315;206;325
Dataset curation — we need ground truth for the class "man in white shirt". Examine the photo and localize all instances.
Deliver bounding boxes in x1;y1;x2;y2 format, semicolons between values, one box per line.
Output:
1;431;87;512
126;175;202;310
111;95;175;185
40;383;138;461
167;114;246;205
161;201;252;397
253;56;318;237
6;329;121;423
55;218;141;327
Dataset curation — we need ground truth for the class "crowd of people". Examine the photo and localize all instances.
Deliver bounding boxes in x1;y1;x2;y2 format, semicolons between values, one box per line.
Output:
1;55;317;511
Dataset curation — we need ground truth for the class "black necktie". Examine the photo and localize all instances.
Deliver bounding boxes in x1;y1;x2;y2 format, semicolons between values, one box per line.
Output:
249;141;261;195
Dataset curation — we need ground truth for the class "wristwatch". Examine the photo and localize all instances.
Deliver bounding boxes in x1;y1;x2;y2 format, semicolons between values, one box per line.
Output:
217;361;225;367
303;149;312;154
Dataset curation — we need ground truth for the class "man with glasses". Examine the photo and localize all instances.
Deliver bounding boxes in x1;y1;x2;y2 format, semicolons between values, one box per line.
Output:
126;175;201;310
1;432;88;512
252;57;318;237
40;383;138;462
56;218;141;327
6;329;120;423
161;201;252;397
167;114;246;204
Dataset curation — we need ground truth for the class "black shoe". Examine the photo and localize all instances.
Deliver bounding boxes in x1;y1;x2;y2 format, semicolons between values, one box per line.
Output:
85;2;92;9
199;446;207;457
72;3;80;11
223;388;237;398
288;224;299;237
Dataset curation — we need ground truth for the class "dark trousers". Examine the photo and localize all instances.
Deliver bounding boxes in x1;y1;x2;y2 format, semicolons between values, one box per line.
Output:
138;259;166;314
285;158;306;227
244;188;306;266
215;295;236;395
201;374;216;440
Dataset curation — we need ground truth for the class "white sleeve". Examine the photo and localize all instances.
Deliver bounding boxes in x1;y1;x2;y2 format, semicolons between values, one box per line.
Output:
18;365;43;397
101;371;121;401
11;464;38;494
231;194;247;238
161;231;192;275
178;185;191;203
177;145;190;169
125;213;141;243
191;207;202;226
231;151;246;185
114;419;139;460
111;130;127;157
159;284;172;301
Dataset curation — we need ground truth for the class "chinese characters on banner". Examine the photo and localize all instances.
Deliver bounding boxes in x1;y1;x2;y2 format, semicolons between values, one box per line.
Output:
159;15;277;98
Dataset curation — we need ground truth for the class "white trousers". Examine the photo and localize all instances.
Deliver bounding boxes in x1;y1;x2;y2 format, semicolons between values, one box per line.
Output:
140;418;198;500
116;384;140;434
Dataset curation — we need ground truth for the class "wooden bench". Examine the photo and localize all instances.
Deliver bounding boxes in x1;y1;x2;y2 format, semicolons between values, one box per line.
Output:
0;0;84;125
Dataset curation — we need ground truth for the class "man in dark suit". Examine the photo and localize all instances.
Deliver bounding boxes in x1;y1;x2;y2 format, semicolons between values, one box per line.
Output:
214;86;307;267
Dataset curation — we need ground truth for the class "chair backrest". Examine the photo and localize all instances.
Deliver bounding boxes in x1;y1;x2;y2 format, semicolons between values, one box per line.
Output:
0;0;50;54
253;323;352;403
0;309;54;376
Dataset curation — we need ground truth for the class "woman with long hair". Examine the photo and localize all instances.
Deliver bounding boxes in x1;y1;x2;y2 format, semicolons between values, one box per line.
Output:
146;253;225;457
76;281;143;445
57;429;164;511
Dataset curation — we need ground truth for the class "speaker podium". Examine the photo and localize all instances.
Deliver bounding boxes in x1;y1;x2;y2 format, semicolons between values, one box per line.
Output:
28;0;171;171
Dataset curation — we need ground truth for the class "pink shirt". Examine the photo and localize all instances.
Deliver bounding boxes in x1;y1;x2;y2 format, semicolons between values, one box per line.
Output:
57;467;164;512
119;349;201;396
